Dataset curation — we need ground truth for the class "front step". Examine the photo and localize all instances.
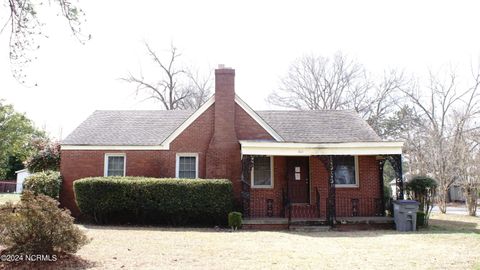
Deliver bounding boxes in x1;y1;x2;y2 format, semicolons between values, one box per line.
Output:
289;225;331;232
288;204;318;219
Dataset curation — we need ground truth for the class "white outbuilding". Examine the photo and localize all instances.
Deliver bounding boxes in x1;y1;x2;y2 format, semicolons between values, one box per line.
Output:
15;169;30;193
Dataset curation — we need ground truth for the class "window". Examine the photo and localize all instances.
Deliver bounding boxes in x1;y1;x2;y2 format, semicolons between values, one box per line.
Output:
104;154;125;176
176;153;198;179
333;156;359;187
251;156;273;188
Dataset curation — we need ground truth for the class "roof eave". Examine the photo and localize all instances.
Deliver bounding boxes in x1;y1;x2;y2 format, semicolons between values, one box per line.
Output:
60;145;169;150
239;141;404;156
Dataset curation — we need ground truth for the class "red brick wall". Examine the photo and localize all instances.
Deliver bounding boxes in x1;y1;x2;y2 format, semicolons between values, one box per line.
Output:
60;68;381;219
248;155;381;219
60;97;277;216
235;103;273;141
312;155;381;218
249;156;287;217
60;150;166;216
60;105;216;216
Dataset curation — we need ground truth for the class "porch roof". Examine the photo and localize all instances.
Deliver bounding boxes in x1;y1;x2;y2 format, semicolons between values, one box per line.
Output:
239;140;403;156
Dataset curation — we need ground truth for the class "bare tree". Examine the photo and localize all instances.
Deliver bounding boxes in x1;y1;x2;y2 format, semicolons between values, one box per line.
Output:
268;52;368;110
268;52;409;138
358;70;410;138
177;68;213;110
1;0;88;83
402;67;480;213
122;42;211;110
454;131;480;216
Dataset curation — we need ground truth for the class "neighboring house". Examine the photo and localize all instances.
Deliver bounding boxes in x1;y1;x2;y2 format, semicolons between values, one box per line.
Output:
60;66;404;226
15;169;30;193
448;184;465;202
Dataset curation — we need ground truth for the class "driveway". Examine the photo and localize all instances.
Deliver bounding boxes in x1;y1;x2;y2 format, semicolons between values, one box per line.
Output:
431;205;472;215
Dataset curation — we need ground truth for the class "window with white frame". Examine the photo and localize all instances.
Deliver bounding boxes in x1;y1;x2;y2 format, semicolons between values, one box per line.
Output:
176;153;198;179
104;154;126;176
251;156;273;188
333;155;359;186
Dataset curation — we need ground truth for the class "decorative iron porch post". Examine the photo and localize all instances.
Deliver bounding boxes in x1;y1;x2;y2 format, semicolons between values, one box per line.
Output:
241;155;254;218
327;155;336;226
387;154;404;200
377;157;386;216
318;155;336;226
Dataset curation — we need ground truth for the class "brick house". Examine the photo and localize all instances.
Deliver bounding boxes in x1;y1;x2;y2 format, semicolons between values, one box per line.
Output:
60;66;404;228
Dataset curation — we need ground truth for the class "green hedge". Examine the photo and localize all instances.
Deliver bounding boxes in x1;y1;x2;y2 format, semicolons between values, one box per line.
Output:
73;177;233;226
23;170;62;199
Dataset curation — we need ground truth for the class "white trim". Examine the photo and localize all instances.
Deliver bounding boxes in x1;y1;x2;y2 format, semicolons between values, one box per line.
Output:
240;141;403;156
15;168;28;174
251;156;274;188
234;95;284;141
161;96;215;148
335;156;359;188
62;145;167;150
175;153;199;179
104;153;126;177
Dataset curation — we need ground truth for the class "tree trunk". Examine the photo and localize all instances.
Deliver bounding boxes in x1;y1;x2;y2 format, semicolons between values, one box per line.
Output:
465;188;478;216
437;187;448;214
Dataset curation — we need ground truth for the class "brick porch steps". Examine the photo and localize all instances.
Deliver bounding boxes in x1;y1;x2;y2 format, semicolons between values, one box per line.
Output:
288;204;318;219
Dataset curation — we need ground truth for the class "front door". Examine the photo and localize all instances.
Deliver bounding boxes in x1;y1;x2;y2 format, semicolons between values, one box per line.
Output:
287;157;310;203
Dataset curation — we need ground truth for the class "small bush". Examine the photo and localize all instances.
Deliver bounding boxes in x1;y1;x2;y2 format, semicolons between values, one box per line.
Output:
74;177;233;226
0;191;89;255
228;212;242;230
23;170;61;199
406;175;438;226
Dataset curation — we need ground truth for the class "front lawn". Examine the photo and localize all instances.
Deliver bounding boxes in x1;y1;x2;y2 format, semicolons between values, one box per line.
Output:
1;212;478;269
71;213;479;270
0;193;20;205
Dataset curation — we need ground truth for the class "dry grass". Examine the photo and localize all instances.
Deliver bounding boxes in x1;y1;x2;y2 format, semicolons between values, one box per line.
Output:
68;213;480;270
1;213;477;269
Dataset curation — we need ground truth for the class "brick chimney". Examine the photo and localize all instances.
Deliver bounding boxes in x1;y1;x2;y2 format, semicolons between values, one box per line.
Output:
212;66;237;142
206;65;241;193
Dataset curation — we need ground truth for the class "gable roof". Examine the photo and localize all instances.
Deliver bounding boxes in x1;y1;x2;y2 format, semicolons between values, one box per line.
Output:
62;110;194;146
62;99;382;148
257;110;381;143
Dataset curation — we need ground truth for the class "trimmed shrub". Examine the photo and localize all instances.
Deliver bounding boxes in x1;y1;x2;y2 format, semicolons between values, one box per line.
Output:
23;170;61;199
0;191;89;255
74;177;234;226
228;212;242;230
406;175;438;226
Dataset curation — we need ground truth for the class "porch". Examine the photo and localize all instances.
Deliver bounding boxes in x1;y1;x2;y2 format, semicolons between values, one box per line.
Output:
239;141;404;228
242;216;395;230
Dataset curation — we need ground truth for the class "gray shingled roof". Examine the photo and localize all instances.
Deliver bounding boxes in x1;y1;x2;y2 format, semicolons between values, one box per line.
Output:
62;110;193;145
257;110;381;143
62;108;381;145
